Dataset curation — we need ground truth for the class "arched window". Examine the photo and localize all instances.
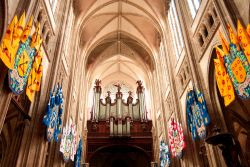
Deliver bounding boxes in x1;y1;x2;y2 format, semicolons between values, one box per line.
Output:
187;0;201;18
167;0;184;60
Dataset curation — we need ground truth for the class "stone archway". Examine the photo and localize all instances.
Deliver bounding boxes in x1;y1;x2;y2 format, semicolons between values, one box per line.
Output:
89;145;151;167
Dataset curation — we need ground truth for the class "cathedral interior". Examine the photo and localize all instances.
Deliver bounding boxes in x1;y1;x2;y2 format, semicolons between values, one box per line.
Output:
0;0;250;167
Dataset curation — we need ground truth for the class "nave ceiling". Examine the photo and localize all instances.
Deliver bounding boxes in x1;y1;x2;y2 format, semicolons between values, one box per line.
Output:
73;0;167;91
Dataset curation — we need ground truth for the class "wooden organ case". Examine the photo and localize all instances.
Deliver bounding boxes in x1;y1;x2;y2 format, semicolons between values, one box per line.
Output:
86;80;153;164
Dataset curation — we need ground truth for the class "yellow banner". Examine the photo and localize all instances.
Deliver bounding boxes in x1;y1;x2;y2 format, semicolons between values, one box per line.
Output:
31;23;42;50
227;24;239;47
21;15;33;43
17;51;30;77
237;20;250;63
247;24;250;36
26;69;36;102
219;31;230;55
215;47;235;106
231;57;247;83
0;16;18;69
26;50;43;101
12;12;26;48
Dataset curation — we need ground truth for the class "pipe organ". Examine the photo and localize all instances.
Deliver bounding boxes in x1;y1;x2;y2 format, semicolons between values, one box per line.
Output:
87;80;153;163
90;79;148;137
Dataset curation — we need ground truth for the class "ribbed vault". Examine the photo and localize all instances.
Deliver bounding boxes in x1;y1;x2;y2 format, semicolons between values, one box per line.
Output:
74;0;166;99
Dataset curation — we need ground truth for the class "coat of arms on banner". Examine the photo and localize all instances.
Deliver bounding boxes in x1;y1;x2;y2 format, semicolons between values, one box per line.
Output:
8;37;36;94
74;138;83;167
43;85;64;142
186;88;211;140
60;117;78;162
168;117;185;158
160;140;170;167
8;23;42;95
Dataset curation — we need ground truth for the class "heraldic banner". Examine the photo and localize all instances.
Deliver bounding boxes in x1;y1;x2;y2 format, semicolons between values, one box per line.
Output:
43;84;64;142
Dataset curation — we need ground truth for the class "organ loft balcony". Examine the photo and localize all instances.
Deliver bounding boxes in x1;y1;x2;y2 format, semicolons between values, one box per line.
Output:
86;80;153;166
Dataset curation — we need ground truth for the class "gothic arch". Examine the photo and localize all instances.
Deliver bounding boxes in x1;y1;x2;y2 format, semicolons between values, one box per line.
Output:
77;0;162;35
208;47;222;124
89;144;151;167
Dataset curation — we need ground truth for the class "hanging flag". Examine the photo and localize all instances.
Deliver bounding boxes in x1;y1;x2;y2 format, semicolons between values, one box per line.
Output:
0;12;26;69
26;66;36;101
26;48;43;101
8;22;41;94
60;118;78;162
237;20;250;63
60;119;70;161
17;16;33;77
247;24;250;37
12;12;26;50
219;31;230;55
70;125;78;161
195;88;211;129
177;121;185;150
186;88;211;140
0;15;18;69
21;16;33;43
30;23;42;50
56;85;64;141
43;84;64;142
214;48;235;106
223;25;250;99
215;47;235;104
227;24;240;49
74;138;83;167
159;140;171;167
25;21;42;99
43;92;52;127
34;58;43;91
168;118;185;158
43;88;56;142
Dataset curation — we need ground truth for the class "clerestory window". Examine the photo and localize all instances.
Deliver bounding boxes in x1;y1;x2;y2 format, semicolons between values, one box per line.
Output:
167;0;184;59
187;0;201;18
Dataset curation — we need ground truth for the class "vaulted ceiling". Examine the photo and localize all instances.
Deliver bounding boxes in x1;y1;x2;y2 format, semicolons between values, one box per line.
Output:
74;0;166;90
